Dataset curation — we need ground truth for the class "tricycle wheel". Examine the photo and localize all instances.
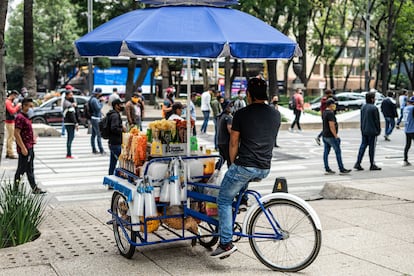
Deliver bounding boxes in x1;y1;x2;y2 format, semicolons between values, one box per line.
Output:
111;192;137;258
198;221;219;248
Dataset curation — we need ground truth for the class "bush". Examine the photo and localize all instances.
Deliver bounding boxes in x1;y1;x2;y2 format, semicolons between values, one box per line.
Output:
0;174;46;248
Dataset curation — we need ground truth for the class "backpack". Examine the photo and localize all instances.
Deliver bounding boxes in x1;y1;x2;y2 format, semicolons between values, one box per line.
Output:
288;95;297;110
84;98;92;120
99;111;113;140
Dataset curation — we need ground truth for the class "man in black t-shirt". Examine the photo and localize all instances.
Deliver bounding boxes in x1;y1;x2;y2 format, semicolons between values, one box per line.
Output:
211;78;278;259
322;99;351;175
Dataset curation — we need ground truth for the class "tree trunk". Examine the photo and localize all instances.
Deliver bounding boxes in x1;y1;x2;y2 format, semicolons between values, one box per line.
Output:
134;58;149;92
267;60;277;99
200;59;208;91
23;0;36;98
0;0;9;166
161;58;170;98
224;57;231;99
125;57;137;101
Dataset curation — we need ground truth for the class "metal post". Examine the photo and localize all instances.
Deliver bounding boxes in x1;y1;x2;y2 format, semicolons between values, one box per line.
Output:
364;0;370;91
186;58;191;156
87;0;94;95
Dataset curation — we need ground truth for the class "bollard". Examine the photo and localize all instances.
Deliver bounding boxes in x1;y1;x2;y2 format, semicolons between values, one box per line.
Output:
272;177;288;193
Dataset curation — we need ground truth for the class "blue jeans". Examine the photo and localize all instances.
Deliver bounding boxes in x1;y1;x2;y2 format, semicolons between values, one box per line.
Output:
384;117;395;136
356;135;377;166
397;107;404;125
201;111;210;133
217;164;269;245
61;121;66;135
65;125;75;156
91;118;104;153
323;137;345;171
109;144;121;175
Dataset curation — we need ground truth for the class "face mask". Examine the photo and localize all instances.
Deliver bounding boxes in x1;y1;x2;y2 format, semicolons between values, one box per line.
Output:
131;97;139;104
119;106;125;112
68;97;74;103
272;101;278;105
27;108;35;118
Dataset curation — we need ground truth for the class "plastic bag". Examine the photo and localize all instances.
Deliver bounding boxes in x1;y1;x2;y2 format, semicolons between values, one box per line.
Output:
204;169;224;197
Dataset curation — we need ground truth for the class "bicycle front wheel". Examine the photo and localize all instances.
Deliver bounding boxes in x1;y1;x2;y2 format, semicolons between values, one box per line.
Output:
248;199;321;272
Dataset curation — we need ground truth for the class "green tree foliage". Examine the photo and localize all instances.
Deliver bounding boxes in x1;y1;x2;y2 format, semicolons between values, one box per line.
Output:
6;0;80;90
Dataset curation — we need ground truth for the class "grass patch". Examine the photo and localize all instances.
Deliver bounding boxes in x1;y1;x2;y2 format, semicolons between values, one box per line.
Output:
0;174;46;248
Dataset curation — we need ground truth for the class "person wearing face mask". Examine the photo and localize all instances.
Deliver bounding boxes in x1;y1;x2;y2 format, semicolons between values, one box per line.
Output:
107;99;127;175
14;98;46;194
5;90;22;159
322;99;351;175
269;95;281;147
125;92;143;130
63;91;79;159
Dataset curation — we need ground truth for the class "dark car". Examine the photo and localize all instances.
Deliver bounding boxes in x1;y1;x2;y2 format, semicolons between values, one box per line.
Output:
31;95;90;127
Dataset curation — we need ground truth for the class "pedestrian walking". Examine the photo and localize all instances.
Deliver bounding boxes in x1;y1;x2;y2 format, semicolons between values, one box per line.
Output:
125;92;144;130
108;87;120;106
14;98;46;194
211;78;278;259
89;88;106;154
217;101;233;168
233;90;246;114
5;90;21;159
108;99;126;175
211;91;222;149
269;95;281;147
61;85;74;136
396;89;408;129
63;90;79;159
322;99;351;175
315;89;337;145
200;88;212;134
289;88;304;132
354;92;382;171
402;96;414;166
380;91;398;141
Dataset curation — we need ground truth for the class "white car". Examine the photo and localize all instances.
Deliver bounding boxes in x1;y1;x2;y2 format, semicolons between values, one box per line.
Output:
311;92;365;111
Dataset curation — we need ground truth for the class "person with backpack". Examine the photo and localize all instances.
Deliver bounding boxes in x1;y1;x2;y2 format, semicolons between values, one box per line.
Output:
89;88;106;154
289;88;304;132
63;91;79;159
107;99;126;175
380;91;398;141
402;96;414;166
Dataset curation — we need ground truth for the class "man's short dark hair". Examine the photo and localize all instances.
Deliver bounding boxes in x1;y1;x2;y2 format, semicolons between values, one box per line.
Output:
365;92;376;103
22;98;33;106
247;78;267;100
387;91;394;98
112;98;123;108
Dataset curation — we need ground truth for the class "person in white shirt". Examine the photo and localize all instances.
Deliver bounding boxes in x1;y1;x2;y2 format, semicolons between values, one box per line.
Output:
233;90;246;113
168;102;184;121
200;88;212;133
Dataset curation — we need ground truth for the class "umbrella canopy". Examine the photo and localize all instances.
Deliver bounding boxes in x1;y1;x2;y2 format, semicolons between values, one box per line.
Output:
75;5;300;59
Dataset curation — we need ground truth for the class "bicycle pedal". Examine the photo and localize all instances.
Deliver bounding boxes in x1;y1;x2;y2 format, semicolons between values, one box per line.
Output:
219;255;230;260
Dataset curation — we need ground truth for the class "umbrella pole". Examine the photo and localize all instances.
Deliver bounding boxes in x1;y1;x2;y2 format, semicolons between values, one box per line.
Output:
186;58;191;156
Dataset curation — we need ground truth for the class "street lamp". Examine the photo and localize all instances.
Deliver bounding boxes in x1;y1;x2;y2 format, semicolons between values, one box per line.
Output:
87;0;94;94
364;0;370;91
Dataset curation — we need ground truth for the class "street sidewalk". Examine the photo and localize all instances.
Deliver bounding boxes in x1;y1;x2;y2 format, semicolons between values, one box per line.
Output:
1;171;413;275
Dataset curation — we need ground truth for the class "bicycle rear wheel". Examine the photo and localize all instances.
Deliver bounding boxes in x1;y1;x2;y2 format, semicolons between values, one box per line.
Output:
248;199;321;272
111;192;137;258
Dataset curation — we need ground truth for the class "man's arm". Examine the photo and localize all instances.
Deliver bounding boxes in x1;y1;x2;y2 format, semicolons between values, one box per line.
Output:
229;130;240;164
14;128;28;156
328;121;338;138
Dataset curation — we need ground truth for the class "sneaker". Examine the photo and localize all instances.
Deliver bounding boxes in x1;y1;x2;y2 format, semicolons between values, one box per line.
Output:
396;125;400;129
353;164;364;171
66;155;75;159
32;188;46;194
6;155;18;159
384;135;390;141
100;151;107;155
369;165;382;171
324;169;336;175
288;128;293;133
339;169;351;174
210;243;237;259
315;137;321;146
403;161;412;167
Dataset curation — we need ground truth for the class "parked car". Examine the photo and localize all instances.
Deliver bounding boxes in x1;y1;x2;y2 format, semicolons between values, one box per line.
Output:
31;95;90;127
311;92;365;111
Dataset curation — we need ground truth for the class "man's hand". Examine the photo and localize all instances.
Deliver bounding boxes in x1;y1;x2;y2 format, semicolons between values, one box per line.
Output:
75;124;79;131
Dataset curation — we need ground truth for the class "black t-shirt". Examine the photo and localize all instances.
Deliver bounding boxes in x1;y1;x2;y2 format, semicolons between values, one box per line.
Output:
217;113;233;145
322;109;338;138
232;103;278;169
